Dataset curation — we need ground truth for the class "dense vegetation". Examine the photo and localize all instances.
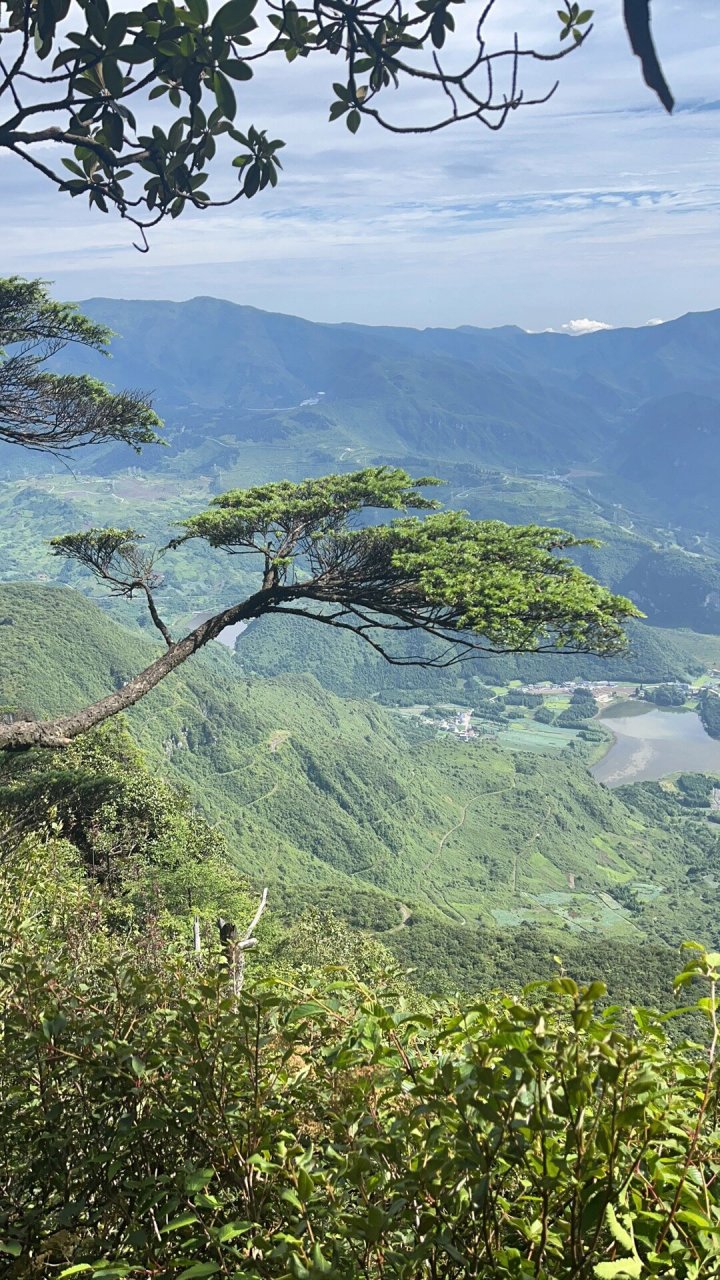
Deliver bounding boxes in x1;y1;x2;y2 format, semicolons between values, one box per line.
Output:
700;691;720;740
644;684;688;707
0;719;256;931
555;689;598;728
2;583;720;1008
2;813;720;1279
2;293;720;1278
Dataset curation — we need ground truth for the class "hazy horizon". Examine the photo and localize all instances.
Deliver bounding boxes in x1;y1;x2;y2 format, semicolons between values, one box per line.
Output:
73;292;713;336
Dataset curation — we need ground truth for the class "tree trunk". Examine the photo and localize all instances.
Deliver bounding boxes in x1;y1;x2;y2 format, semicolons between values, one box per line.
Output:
0;587;275;750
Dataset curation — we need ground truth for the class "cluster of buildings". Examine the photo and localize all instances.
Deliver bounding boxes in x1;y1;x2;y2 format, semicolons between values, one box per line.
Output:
418;675;720;745
420;708;485;740
521;678;714;703
449;709;477;740
519;679;618;704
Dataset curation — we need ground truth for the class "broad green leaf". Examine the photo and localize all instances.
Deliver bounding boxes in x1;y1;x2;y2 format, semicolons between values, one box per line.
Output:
212;70;237;119
212;0;256;35
594;1263;642;1279
222;59;253;80
186;0;209;20
606;1205;635;1253
676;1209;719;1231
184;1169;215;1192
214;1221;253;1242
162;1212;199;1232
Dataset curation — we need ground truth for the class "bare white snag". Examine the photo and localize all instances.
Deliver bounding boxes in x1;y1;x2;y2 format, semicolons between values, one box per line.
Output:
217;888;269;1002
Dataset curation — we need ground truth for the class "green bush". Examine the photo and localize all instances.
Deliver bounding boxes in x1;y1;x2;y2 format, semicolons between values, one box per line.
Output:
676;774;716;804
534;705;555;724
2;830;720;1279
505;691;543;707
646;684;688;707
700;692;720;740
556;691;598;727
0;721;256;934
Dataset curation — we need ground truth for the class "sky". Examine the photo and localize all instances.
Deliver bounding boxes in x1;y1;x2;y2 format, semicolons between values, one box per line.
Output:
1;0;719;330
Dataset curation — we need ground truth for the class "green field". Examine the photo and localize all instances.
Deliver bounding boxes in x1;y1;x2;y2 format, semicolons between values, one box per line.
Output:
496;721;579;753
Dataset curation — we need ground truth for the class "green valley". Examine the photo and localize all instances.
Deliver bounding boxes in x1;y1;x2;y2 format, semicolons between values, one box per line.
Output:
2;3;720;1265
2;582;719;1008
3;300;720;1009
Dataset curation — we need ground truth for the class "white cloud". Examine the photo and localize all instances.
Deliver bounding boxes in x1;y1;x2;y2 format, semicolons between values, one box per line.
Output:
560;318;615;335
0;2;718;327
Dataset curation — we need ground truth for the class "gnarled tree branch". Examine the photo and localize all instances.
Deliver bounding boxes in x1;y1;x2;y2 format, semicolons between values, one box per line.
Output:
0;468;640;752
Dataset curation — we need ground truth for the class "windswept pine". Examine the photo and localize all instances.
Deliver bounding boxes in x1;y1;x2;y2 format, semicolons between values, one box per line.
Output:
0;278;161;452
0;468;638;749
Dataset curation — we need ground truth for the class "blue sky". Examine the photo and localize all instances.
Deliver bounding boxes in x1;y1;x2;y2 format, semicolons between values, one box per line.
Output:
1;0;718;330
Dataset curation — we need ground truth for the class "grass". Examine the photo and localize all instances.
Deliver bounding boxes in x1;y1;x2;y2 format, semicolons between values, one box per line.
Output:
497;723;579;753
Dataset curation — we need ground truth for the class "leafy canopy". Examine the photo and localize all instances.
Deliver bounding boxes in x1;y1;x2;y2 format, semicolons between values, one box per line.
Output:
0;467;639;749
377;512;641;653
0;277;162;451
2;0;660;243
57;466;640;658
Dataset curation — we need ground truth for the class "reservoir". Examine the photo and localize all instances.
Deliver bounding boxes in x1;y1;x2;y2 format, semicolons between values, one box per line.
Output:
591;701;720;786
187;612;249;650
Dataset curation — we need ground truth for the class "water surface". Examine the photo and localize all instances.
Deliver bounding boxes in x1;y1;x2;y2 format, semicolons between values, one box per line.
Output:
187;612;249;650
591;701;720;786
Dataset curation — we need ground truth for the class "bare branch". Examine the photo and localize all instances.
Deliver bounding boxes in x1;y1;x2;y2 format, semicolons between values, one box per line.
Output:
217;888;269;999
623;0;674;113
0;0;596;240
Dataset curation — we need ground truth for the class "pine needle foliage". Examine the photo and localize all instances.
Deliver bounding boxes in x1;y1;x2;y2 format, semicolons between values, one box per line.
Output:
0;277;162;452
1;468;639;749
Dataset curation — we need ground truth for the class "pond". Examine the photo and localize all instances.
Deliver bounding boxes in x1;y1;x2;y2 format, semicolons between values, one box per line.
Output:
591;700;720;786
187;612;249;650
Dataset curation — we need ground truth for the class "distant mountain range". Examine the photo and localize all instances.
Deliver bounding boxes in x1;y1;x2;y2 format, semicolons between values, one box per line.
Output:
2;295;718;637
30;295;716;532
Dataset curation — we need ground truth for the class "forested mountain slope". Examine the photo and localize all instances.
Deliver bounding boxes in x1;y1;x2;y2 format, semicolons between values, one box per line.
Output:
2;297;719;650
34;298;718;517
3;583;719;1002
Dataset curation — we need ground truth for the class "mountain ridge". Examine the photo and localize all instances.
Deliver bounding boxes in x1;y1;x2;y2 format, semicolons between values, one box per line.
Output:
54;297;718;485
3;580;719;1001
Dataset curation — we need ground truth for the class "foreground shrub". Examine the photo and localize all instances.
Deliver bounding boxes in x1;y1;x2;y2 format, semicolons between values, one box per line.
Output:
1;835;719;1278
